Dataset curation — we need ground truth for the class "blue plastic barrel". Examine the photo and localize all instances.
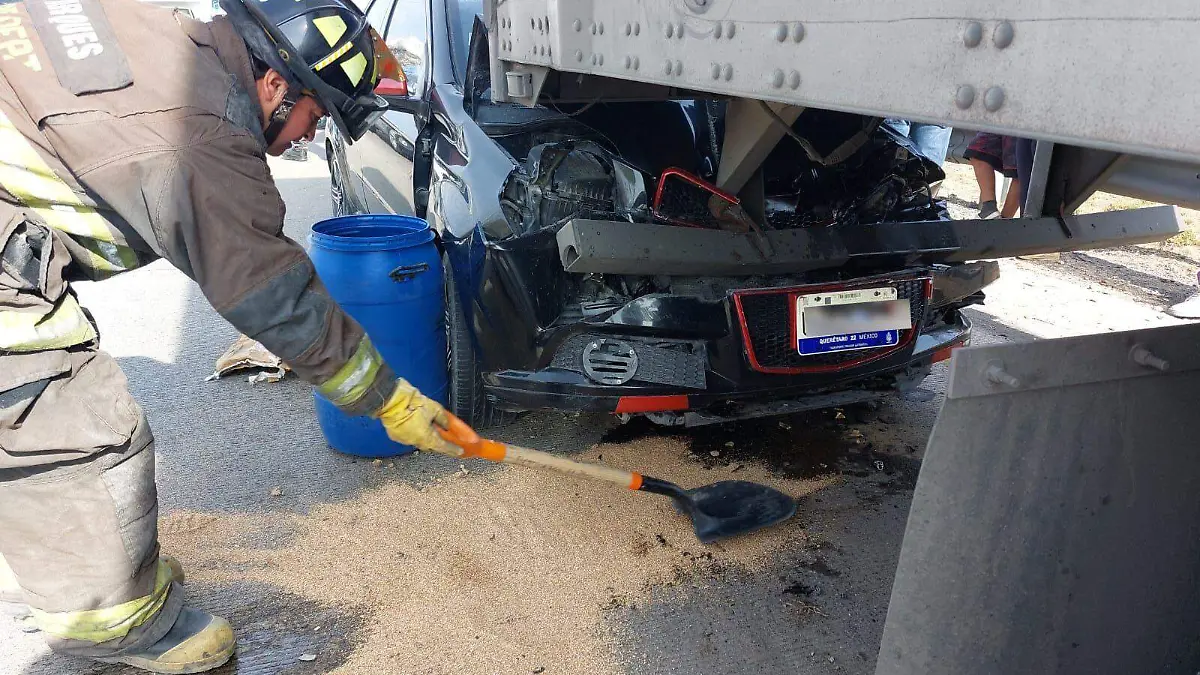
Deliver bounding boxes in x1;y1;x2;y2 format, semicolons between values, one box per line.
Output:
309;214;447;457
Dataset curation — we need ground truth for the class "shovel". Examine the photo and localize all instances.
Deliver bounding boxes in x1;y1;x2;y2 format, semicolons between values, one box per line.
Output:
434;414;797;543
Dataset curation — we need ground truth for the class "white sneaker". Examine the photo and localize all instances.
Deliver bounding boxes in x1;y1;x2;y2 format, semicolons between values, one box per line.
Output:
1167;291;1200;319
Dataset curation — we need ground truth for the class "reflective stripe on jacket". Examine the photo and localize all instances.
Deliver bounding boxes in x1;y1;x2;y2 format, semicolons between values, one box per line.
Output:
0;0;395;415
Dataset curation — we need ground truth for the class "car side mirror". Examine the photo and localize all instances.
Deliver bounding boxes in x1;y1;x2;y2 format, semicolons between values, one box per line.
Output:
376;77;431;118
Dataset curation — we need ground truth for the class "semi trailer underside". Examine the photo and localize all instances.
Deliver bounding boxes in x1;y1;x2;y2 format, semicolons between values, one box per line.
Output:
483;1;1200;672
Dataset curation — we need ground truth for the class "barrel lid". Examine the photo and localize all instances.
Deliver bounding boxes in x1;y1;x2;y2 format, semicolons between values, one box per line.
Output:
310;214;435;251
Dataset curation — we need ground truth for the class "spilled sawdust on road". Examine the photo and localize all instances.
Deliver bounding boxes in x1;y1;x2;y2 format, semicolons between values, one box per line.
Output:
160;435;836;675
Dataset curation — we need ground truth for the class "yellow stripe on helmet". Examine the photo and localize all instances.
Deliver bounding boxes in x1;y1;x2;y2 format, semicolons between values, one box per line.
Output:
312;41;353;72
341;52;368;86
312;15;348;46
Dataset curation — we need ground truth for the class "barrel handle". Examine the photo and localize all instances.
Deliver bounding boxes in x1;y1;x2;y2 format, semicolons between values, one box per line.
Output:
388;262;430;282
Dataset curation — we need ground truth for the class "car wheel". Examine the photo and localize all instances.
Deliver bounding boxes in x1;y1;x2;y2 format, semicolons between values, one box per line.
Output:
444;255;513;428
327;141;350;217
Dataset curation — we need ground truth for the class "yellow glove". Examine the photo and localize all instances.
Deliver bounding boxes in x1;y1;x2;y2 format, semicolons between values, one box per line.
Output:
375;379;451;452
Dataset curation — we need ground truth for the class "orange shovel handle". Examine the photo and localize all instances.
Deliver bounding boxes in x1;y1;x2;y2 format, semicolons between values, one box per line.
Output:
438;413;508;462
436;412;643;489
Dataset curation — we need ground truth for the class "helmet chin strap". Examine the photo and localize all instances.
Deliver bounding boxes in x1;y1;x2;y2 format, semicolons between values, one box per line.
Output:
263;89;299;147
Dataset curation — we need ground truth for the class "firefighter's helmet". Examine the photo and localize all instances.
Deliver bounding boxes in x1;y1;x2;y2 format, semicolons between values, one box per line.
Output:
220;0;404;143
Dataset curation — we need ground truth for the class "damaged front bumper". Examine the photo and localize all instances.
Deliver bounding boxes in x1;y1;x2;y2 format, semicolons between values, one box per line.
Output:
481;267;980;422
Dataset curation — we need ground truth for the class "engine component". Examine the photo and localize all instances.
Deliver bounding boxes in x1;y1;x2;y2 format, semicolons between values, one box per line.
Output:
500;141;652;234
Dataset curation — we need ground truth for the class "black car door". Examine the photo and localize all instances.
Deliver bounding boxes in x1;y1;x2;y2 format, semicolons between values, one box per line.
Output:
349;0;431;216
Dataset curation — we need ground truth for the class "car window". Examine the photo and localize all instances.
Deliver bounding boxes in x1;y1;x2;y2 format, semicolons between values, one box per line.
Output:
385;0;429;95
445;0;481;84
362;0;393;37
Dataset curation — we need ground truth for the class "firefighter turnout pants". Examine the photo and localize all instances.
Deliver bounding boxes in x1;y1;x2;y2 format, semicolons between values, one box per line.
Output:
1;211;181;657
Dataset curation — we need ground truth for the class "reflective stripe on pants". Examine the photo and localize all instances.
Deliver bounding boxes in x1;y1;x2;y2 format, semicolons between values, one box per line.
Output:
29;558;173;644
0;293;96;352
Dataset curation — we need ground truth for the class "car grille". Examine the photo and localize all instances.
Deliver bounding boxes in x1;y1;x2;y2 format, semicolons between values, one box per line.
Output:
735;277;930;373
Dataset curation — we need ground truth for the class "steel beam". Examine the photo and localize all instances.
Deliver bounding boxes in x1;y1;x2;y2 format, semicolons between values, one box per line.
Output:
1103;155;1200;212
876;323;1200;675
555;206;1180;276
1044;146;1127;215
716;100;802;193
489;0;1200;164
1022;140;1053;217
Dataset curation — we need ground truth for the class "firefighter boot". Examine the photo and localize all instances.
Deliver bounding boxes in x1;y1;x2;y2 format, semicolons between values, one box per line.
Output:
94;607;236;674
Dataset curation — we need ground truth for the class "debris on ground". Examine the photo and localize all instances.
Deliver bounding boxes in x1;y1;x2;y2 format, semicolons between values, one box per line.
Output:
270;486;283;497
159;437;829;675
298;653;317;662
729;463;744;473
206;334;289;383
248;370;287;385
709;450;720;457
372;459;382;467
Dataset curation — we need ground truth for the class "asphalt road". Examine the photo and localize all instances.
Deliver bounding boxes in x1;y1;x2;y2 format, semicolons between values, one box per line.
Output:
0;150;1189;675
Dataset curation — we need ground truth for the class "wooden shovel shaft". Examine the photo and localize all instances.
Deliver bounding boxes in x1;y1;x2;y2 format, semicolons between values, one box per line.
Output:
435;414;644;490
496;443;644;490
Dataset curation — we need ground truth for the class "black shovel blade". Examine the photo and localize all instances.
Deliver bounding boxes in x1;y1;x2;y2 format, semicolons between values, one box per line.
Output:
640;477;797;543
683;480;797;542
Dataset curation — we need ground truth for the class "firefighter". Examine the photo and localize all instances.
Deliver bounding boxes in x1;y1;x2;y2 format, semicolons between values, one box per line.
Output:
0;0;450;670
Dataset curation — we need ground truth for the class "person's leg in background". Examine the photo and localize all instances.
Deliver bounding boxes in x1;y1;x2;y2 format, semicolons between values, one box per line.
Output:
963;132;1007;219
968;158;1000;217
909;123;952;167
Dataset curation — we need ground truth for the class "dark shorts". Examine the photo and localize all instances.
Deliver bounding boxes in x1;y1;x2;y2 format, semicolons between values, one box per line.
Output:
964;132;1018;177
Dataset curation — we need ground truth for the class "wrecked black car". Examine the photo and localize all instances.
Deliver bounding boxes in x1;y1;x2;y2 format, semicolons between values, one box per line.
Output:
327;0;996;426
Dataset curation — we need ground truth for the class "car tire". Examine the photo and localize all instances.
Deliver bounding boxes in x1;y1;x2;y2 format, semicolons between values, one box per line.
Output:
444;255;513;428
327;140;350;217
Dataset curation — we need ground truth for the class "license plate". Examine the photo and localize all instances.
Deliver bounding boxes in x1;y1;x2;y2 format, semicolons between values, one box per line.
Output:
796;286;911;355
798;330;901;355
